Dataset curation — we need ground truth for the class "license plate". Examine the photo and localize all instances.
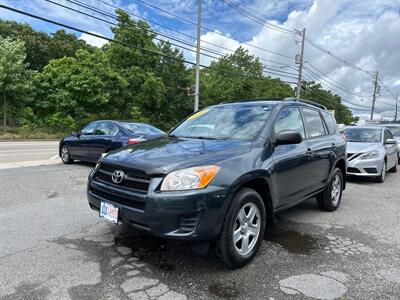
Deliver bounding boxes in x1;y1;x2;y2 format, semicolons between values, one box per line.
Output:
100;202;119;224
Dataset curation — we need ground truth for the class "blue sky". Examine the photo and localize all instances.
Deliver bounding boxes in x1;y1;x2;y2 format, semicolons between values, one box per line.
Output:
0;0;399;121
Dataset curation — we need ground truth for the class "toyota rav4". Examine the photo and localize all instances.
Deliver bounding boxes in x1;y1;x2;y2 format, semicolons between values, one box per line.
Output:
87;98;346;268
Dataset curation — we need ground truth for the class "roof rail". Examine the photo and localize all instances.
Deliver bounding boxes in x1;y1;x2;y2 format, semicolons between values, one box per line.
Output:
283;97;327;110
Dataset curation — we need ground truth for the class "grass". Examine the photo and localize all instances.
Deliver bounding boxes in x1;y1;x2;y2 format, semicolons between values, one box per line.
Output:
0;127;67;140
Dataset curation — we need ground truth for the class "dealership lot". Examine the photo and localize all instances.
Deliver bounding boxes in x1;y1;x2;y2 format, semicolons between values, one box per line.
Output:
0;163;399;299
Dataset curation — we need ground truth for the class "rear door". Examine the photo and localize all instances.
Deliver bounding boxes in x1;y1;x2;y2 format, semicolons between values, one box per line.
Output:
271;106;311;207
301;108;333;191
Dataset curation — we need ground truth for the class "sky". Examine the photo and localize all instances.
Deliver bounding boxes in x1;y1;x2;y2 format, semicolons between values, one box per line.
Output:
1;0;399;122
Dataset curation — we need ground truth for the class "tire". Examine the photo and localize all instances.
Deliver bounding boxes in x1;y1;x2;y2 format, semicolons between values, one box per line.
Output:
316;168;344;211
216;188;266;269
389;159;398;173
60;145;74;164
375;160;386;183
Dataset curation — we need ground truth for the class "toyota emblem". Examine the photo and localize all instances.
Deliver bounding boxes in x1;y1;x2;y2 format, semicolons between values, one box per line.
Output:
112;170;125;184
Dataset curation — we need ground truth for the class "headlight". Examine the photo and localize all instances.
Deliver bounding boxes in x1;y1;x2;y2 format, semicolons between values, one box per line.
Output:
160;165;220;191
359;150;379;160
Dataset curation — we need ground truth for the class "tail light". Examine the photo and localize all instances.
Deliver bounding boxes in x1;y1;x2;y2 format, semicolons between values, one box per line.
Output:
340;134;346;142
127;138;144;145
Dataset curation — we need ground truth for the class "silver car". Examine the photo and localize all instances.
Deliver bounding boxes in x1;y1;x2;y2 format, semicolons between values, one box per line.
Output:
343;126;399;182
378;124;400;161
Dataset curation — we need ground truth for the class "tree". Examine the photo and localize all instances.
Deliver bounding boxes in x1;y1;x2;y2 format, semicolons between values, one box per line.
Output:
200;47;293;107
33;49;126;130
0;37;32;133
156;41;192;128
106;10;165;122
49;30;94;60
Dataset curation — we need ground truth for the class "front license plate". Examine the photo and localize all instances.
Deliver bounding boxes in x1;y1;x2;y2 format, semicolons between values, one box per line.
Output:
100;201;119;224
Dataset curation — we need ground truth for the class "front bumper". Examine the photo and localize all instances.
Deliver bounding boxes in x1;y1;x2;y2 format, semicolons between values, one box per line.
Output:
346;156;384;177
87;176;228;241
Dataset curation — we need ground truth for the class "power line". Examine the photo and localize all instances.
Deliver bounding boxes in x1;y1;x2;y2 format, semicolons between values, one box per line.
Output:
95;0;295;60
221;0;296;35
304;38;372;75
0;4;300;86
46;0;300;79
305;61;373;98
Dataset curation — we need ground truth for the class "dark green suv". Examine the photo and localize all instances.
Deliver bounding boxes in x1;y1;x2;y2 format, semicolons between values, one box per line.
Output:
87;98;346;268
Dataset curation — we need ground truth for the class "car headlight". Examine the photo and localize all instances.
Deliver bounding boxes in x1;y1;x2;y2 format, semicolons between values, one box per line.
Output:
359;150;379;160
160;165;220;191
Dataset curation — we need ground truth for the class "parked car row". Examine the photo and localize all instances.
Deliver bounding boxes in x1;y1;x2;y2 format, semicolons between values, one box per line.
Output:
58;99;397;268
342;125;399;182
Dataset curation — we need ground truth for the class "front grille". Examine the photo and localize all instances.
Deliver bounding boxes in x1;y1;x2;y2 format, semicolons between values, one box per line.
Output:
347;167;360;174
89;186;146;211
95;164;151;193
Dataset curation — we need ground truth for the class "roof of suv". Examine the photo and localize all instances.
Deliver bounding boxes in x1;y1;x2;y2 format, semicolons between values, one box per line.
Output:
217;97;327;110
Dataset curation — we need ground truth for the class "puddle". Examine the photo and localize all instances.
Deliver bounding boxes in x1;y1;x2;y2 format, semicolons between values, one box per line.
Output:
265;229;317;254
208;282;240;298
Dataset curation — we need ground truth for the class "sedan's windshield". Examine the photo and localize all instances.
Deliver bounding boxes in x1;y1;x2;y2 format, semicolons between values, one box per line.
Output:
343;128;382;143
170;104;274;140
386;126;400;136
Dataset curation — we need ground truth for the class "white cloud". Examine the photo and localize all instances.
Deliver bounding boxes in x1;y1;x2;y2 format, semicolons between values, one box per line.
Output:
79;31;108;47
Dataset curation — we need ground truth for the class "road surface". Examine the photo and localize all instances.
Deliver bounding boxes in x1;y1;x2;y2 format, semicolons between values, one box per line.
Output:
0;140;60;167
0;163;399;299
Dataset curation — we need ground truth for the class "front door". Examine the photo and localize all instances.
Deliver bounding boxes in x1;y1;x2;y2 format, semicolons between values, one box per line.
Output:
271;106;311;208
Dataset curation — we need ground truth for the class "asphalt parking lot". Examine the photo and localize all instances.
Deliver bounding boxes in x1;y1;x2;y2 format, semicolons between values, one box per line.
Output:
0;162;399;299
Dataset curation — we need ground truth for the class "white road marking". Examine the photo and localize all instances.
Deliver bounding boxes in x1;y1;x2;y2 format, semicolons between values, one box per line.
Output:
50;155;59;160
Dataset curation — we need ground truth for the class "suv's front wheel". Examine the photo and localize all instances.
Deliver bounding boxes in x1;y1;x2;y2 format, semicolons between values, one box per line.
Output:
216;188;266;268
317;168;343;211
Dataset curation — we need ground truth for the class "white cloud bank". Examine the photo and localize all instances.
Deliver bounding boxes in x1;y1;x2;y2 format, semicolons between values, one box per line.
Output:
195;0;400;121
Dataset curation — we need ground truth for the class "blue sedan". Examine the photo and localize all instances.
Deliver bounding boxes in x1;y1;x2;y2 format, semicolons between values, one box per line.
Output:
59;120;165;164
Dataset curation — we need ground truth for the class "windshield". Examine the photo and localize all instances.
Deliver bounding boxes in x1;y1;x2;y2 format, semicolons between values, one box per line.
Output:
386;126;400;136
343;128;382;143
122;123;164;135
170;104;274;140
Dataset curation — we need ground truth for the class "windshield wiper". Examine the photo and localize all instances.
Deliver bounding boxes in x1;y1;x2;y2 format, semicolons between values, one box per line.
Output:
191;136;222;140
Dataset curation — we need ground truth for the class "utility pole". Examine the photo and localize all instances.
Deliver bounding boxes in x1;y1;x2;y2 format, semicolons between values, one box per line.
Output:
194;0;202;112
395;93;399;121
370;71;379;120
295;28;306;99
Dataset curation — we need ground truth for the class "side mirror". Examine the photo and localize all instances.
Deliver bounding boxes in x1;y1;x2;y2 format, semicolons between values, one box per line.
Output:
385;138;397;145
275;130;302;145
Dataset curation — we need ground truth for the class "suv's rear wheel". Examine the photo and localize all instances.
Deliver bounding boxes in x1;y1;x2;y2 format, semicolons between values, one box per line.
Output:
60;145;74;164
216;188;266;268
316;168;343;211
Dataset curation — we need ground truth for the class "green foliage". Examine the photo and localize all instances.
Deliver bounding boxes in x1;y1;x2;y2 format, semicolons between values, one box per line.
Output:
0;16;358;136
0;37;33;131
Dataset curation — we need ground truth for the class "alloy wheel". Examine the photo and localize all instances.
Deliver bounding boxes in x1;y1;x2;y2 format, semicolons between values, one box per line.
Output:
61;146;69;163
331;173;341;206
232;202;261;256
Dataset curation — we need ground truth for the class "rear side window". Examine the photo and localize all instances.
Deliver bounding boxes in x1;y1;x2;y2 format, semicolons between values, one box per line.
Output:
81;122;97;135
302;108;326;138
274;107;305;139
94;123;113;135
321;111;337;134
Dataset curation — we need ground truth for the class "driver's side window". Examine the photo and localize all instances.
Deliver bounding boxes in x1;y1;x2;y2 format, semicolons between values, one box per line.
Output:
81;123;97;136
384;129;393;142
274;107;305;139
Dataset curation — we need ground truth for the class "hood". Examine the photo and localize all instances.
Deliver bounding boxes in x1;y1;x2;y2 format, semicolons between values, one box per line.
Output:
346;142;381;153
102;136;252;175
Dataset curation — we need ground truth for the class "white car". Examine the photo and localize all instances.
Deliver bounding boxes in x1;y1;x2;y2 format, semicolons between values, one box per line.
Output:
378;124;400;161
343;126;398;182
